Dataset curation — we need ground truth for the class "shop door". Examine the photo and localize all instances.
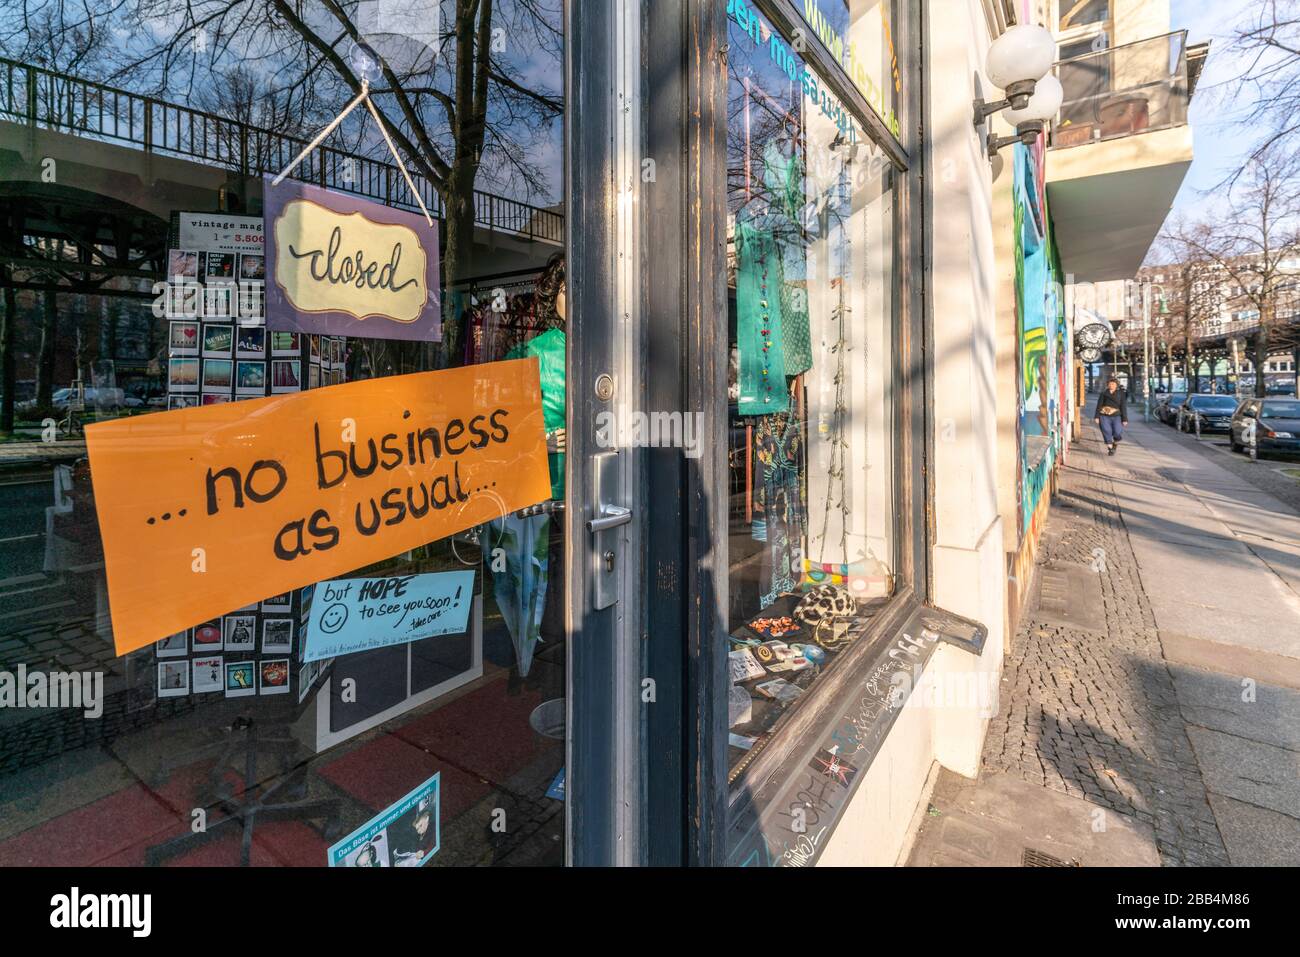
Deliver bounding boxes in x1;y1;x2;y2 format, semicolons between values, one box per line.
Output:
0;0;639;869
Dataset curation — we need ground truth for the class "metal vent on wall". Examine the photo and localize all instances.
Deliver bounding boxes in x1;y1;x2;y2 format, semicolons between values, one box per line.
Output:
1022;847;1081;867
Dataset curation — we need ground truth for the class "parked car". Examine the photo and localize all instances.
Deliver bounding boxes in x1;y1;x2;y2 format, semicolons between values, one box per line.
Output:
1230;398;1300;454
1177;393;1239;433
16;386;128;414
1155;392;1187;425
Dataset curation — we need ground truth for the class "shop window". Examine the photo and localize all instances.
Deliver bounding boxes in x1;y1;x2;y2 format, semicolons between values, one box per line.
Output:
788;0;903;140
0;0;567;867
723;3;895;782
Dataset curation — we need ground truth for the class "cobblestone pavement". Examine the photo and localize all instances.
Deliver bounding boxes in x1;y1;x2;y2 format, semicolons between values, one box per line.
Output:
980;431;1230;866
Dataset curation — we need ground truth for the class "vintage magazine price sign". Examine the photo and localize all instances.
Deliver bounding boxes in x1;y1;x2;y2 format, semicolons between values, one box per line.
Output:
264;177;441;341
84;360;550;656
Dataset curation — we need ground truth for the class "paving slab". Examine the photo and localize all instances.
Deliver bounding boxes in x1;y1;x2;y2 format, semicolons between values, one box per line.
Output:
907;769;1159;867
1169;667;1300;752
1207;792;1300;866
1186;725;1300;819
1130;536;1300;659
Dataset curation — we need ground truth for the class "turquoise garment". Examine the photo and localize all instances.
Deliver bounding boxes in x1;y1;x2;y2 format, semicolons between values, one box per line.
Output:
761;142;812;376
507;328;566;498
762;141;804;224
735;218;789;416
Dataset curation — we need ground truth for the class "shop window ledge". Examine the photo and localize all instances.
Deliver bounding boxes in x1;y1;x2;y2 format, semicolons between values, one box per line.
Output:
725;592;986;867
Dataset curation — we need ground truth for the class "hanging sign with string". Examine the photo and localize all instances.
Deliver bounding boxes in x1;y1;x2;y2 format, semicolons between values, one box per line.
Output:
264;67;442;341
265;177;441;341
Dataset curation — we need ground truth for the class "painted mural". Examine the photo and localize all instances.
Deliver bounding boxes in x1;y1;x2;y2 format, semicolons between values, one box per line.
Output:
1012;141;1067;541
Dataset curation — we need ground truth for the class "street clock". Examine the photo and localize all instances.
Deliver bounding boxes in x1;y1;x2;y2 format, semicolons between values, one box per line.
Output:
1075;321;1113;351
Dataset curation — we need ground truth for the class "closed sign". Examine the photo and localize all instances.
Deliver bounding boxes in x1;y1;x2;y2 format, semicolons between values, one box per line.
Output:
264;177;442;341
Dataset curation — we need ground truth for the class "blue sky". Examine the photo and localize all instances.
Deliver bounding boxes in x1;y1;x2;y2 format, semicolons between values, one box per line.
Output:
1169;0;1260;217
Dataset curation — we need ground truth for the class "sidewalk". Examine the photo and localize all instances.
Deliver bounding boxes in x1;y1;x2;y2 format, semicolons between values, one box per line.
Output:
907;417;1300;867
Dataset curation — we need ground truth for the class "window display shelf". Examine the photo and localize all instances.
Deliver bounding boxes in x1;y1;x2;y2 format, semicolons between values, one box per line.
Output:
725;592;986;867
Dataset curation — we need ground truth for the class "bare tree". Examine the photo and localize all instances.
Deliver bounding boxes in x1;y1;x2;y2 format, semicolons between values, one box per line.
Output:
1173;149;1300;397
1;0;565;360
1145;222;1224;392
1222;0;1300;169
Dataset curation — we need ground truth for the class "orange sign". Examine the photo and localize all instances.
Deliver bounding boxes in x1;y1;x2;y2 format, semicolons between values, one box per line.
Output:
84;360;550;656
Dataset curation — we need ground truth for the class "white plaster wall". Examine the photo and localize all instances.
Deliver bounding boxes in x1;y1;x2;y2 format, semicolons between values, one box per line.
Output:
817;656;938;866
817;630;1004;866
927;0;1008;660
1113;0;1170;46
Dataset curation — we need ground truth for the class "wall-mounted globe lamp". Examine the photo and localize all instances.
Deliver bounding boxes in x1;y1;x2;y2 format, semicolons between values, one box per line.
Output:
972;24;1059;157
987;73;1063;157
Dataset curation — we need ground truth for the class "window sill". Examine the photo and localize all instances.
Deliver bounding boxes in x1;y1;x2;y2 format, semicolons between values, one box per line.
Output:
724;590;987;867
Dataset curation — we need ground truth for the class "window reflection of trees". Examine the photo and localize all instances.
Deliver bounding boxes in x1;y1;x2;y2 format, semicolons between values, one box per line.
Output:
0;0;565;374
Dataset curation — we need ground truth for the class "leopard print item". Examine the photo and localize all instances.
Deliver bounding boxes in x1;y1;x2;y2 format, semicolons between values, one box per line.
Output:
793;584;857;626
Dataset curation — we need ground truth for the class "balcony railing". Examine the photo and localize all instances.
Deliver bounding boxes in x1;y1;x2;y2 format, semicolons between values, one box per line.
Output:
1048;30;1189;150
0;57;563;244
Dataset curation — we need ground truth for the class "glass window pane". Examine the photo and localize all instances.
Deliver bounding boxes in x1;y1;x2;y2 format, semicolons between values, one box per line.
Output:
724;2;895;780
0;0;567;867
788;0;903;139
1059;0;1110;31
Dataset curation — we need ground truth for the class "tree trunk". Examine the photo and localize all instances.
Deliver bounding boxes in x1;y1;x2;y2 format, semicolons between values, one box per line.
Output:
36;289;58;409
439;160;480;368
1253;331;1269;399
1;278;16;434
1186;333;1198;392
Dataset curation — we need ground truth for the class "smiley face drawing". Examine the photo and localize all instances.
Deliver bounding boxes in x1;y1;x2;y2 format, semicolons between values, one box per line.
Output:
319;603;349;634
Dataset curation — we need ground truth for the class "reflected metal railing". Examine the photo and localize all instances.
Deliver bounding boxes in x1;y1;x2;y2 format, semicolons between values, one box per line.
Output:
1048;30;1189;150
0;57;563;244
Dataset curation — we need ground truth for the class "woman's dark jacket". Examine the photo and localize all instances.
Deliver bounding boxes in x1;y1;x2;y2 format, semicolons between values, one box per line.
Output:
1093;387;1128;419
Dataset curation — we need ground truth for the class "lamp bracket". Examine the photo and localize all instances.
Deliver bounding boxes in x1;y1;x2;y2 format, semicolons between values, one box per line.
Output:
987;120;1044;158
972;78;1037;125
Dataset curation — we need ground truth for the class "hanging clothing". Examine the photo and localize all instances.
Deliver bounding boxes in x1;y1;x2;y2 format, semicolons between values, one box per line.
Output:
751;411;806;606
735;217;789;416
762;140;804;224
762;141;813;377
506;327;566;498
486;512;551;677
493;326;567;677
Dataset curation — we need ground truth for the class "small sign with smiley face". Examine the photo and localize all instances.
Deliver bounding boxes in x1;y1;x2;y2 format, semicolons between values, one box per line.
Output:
301;569;475;662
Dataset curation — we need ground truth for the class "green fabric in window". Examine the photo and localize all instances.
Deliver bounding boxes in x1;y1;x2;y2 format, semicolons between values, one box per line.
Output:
761;142;812;377
507;328;566;498
735;217;789;416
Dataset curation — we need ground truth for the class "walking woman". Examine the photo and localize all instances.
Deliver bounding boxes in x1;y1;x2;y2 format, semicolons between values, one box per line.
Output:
1094;377;1129;455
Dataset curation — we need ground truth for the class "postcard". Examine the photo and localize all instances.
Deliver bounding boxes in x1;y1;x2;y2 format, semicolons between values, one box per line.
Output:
158;661;190;697
259;659;291;695
191;655;224;693
224;660;256;698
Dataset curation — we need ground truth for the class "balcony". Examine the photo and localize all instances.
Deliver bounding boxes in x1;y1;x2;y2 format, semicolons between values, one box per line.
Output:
1043;31;1199;283
1049;31;1189;150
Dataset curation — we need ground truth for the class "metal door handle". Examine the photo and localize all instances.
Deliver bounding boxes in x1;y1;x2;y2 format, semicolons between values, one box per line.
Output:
589;450;628;610
587;504;631;533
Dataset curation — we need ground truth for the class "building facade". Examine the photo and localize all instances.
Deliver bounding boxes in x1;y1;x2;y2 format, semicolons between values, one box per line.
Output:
0;0;1200;867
